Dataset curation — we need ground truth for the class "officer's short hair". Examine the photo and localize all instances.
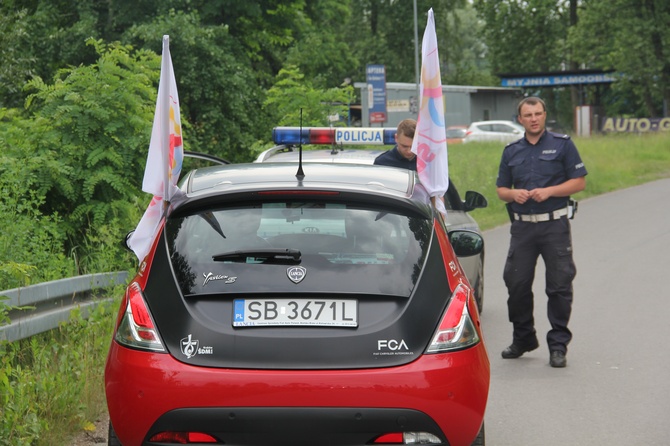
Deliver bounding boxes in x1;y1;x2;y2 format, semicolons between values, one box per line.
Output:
397;118;416;139
517;97;546;115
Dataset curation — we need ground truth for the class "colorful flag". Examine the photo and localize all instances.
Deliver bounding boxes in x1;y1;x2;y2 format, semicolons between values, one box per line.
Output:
129;35;184;261
411;8;449;215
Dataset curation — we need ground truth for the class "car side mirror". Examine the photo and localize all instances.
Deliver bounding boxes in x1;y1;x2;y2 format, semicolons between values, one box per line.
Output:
448;230;484;257
463;191;488;212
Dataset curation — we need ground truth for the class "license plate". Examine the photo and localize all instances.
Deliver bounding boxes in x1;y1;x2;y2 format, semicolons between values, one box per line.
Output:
233;299;358;327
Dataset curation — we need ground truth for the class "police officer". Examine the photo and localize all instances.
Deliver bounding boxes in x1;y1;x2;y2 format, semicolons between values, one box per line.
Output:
496;97;587;368
374;119;417;169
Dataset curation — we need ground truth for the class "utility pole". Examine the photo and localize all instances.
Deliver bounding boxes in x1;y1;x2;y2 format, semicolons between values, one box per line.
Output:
413;0;420;114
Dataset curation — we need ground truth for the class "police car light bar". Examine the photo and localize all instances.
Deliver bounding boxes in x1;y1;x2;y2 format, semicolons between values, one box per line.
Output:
273;127;397;146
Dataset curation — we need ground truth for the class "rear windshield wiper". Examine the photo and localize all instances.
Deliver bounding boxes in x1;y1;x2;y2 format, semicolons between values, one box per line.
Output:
212;248;301;264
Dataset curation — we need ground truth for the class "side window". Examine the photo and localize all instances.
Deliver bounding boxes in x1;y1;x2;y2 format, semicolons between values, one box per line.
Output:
495;124;515;133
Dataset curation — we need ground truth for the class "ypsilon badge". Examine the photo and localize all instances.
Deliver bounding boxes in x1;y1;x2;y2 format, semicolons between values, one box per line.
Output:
287;266;307;284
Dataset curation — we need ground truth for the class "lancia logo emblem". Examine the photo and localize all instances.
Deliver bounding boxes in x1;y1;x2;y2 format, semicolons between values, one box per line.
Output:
287;266;307;284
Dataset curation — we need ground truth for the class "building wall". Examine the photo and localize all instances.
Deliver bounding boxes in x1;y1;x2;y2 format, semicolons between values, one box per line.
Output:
354;82;522;128
469;90;521;123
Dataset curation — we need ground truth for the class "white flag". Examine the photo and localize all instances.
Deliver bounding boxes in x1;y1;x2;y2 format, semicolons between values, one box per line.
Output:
129;35;184;261
411;8;449;215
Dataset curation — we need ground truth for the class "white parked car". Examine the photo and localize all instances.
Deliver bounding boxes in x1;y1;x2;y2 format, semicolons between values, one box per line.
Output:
463;120;524;144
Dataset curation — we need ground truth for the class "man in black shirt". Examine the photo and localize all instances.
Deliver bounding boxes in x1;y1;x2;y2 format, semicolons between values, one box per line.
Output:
496;97;587;368
374;119;417;170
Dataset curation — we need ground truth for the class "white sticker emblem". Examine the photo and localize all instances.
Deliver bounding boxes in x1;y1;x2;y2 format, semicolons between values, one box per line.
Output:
287;266;307;284
181;334;199;358
202;272;237;286
449;260;458;274
180;334;213;358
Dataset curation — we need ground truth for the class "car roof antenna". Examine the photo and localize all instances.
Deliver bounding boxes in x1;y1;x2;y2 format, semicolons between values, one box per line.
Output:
295;108;305;181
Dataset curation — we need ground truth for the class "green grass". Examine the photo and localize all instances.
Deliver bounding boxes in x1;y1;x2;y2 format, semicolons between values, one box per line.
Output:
448;131;670;230
0;296;120;446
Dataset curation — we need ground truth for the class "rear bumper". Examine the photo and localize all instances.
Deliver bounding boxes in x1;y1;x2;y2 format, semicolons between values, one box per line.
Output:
105;342;489;446
152;407;444;446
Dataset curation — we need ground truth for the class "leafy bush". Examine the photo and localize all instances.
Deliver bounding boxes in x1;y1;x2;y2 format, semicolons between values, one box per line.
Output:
264;64;354;128
0;40;157;284
22;39;158;246
0;156;72;289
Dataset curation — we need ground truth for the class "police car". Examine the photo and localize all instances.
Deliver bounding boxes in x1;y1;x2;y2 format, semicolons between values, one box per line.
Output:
256;126;488;313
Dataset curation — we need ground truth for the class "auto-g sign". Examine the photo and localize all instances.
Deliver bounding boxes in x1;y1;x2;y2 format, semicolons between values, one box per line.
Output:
601;117;670;133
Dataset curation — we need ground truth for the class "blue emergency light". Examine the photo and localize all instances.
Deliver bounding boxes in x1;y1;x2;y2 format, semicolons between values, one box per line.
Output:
272;127;397;146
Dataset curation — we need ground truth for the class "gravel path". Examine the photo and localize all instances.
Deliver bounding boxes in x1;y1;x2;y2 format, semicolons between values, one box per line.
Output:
69;413;109;446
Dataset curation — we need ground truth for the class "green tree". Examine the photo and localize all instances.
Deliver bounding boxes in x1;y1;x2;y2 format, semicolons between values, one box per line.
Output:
284;0;360;89
21;1;102;83
341;0;491;87
0;0;113;108
440;2;498;86
20;39;158;261
120;0;309;84
195;0;307;80
474;0;569;75
0;10;36;108
124;10;272;162
473;0;581;127
343;0;417;84
569;0;670;117
263;64;354;129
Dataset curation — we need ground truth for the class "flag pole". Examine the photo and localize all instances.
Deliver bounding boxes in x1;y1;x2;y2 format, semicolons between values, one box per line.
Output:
413;0;420;110
161;35;171;205
412;8;449;215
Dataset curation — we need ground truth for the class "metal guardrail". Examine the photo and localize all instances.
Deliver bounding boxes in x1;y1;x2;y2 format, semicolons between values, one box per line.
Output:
0;272;129;342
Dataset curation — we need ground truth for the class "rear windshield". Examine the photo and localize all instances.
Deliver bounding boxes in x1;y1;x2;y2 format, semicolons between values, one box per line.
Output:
165;201;432;296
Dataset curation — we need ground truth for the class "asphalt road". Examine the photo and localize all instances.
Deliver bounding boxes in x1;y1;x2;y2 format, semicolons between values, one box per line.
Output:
480;178;670;445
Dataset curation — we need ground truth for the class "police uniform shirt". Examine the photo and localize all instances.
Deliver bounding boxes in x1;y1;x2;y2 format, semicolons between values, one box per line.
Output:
374;146;417;171
496;131;588;215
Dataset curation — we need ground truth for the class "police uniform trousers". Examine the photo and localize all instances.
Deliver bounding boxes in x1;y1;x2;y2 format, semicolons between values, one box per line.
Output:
503;216;577;353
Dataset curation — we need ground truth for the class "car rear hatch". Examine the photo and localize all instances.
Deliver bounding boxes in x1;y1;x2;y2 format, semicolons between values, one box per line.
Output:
141;191;455;370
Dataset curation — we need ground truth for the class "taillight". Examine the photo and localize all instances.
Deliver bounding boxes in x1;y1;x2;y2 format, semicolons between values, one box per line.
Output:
374;433;404;444
426;283;480;353
149;431;219;443
114;282;165;352
373;431;442;444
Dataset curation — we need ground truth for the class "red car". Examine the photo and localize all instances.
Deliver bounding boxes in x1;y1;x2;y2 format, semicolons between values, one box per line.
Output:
105;159;489;445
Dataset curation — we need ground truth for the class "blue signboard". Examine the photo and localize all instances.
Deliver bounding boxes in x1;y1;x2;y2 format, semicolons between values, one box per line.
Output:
366;64;387;123
502;73;617;87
